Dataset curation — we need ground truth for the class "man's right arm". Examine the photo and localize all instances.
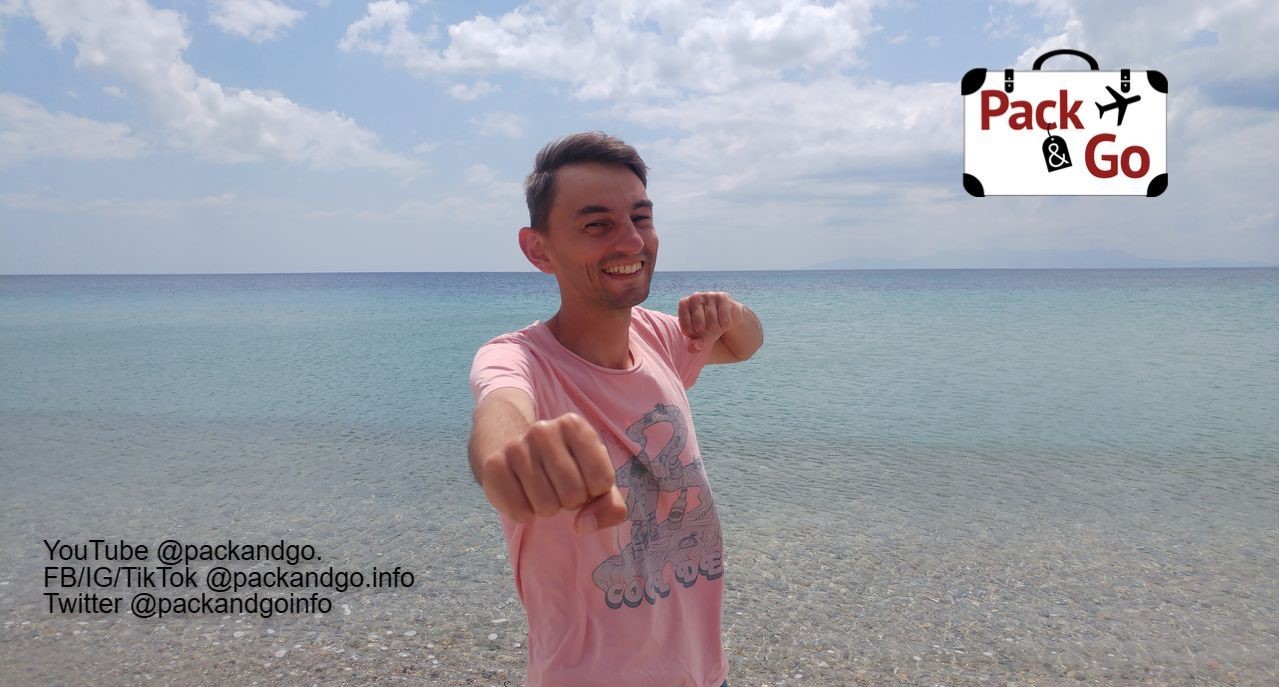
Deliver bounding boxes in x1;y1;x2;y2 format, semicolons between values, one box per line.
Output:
468;388;628;532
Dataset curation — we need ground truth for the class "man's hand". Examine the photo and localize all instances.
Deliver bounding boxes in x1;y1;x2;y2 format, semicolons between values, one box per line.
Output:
678;291;746;353
477;411;628;533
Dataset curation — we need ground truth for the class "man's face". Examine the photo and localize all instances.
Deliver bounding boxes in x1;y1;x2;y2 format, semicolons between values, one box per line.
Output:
535;162;657;312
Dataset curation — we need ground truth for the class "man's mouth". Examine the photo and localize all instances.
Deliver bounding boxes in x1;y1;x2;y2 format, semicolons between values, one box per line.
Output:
603;261;644;276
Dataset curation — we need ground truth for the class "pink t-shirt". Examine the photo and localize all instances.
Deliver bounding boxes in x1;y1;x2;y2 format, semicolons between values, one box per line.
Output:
470;306;727;687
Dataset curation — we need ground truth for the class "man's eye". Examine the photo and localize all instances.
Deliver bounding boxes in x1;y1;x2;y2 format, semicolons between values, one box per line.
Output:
632;215;652;224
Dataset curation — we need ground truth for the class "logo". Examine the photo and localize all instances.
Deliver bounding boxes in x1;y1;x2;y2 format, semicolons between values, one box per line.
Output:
962;49;1168;197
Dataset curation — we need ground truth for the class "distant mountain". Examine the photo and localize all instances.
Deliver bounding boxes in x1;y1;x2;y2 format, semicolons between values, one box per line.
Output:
810;249;1276;270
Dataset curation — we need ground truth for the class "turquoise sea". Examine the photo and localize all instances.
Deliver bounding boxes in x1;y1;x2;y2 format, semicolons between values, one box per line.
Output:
2;269;1277;686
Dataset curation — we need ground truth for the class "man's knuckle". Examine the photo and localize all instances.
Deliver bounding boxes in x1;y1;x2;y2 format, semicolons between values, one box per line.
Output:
503;435;525;455
502;441;531;470
528;420;552;439
563;414;591;437
550;417;574;440
481;455;507;483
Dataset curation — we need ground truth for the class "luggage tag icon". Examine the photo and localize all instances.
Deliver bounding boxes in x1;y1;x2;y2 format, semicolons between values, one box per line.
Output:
1042;128;1072;173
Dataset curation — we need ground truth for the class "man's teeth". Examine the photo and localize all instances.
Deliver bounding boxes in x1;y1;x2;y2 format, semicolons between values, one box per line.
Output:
604;263;643;275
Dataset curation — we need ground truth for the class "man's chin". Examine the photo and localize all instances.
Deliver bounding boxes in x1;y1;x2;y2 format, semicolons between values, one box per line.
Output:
608;292;649;310
601;283;651;310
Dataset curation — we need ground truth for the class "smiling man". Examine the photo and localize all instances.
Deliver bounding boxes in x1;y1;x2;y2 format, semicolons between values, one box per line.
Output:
468;132;763;687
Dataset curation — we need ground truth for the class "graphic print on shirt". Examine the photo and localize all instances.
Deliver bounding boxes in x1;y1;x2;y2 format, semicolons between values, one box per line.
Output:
590;403;724;610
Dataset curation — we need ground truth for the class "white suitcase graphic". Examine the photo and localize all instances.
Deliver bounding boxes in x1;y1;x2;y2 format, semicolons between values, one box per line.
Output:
962;49;1167;197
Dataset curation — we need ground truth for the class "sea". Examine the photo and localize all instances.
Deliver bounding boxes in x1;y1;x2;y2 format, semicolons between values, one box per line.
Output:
2;269;1277;685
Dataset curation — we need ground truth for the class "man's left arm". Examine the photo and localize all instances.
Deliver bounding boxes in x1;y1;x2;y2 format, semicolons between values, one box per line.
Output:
677;291;764;364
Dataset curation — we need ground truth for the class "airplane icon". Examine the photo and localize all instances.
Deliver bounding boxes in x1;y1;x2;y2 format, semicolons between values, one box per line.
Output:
1095;86;1141;126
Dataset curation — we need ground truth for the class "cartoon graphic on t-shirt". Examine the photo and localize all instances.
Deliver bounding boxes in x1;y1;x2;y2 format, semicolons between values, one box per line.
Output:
591;403;724;609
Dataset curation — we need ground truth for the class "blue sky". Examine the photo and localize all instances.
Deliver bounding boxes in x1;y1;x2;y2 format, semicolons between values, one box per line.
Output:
2;0;1277;273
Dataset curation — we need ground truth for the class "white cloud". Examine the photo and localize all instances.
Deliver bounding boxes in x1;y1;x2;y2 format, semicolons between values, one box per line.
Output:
0;92;148;165
1006;0;1279;83
324;162;522;233
472;111;525;139
341;0;882;100
342;0;954;195
448;79;497;101
621;77;958;191
26;0;412;173
350;167;522;227
334;1;980;267
209;0;304;43
101;85;126;98
463;163;497;185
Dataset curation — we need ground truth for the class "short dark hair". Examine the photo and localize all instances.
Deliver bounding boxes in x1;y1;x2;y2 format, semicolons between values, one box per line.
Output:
524;132;648;232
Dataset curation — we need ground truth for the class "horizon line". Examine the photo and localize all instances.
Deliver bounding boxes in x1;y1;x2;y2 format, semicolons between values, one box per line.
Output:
3;265;1278;277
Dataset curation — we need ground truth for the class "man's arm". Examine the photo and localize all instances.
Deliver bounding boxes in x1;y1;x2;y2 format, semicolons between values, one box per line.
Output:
467;387;535;485
678;291;764;364
709;303;763;364
468;388;628;532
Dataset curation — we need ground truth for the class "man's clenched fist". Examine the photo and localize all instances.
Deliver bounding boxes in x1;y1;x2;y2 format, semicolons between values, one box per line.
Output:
678;291;746;352
478;412;628;533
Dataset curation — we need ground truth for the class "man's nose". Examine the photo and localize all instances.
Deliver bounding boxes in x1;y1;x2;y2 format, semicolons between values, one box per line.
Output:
614;217;645;253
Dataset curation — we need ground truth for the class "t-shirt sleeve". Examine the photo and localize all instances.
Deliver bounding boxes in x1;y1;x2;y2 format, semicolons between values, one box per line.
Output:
641;309;715;390
469;341;536;406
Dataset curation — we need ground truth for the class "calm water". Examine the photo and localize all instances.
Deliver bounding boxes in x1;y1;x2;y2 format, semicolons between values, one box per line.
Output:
2;269;1277;685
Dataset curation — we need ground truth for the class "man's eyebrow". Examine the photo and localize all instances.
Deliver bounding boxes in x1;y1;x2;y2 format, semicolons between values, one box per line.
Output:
574;204;611;217
574;200;653;217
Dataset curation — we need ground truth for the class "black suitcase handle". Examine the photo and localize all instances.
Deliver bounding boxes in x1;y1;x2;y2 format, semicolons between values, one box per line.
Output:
1033;49;1099;70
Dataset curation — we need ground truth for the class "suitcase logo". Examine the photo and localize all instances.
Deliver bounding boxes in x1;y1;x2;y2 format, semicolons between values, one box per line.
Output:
962;49;1167;197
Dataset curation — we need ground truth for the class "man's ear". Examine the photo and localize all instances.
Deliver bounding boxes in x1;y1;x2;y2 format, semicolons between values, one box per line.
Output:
518;227;556;275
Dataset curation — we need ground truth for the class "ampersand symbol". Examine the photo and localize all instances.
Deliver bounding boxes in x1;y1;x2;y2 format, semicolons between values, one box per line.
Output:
1046;141;1070;168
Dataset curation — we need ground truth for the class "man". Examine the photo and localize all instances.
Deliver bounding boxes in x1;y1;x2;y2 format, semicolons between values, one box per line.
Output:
468;132;763;687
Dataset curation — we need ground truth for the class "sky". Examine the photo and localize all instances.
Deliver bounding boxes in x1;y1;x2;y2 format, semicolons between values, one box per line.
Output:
1;0;1277;274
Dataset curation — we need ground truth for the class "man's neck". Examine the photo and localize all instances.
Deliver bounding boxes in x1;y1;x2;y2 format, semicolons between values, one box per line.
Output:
546;303;634;370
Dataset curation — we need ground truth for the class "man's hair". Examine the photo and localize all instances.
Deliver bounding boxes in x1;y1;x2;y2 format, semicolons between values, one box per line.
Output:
524;132;648;232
